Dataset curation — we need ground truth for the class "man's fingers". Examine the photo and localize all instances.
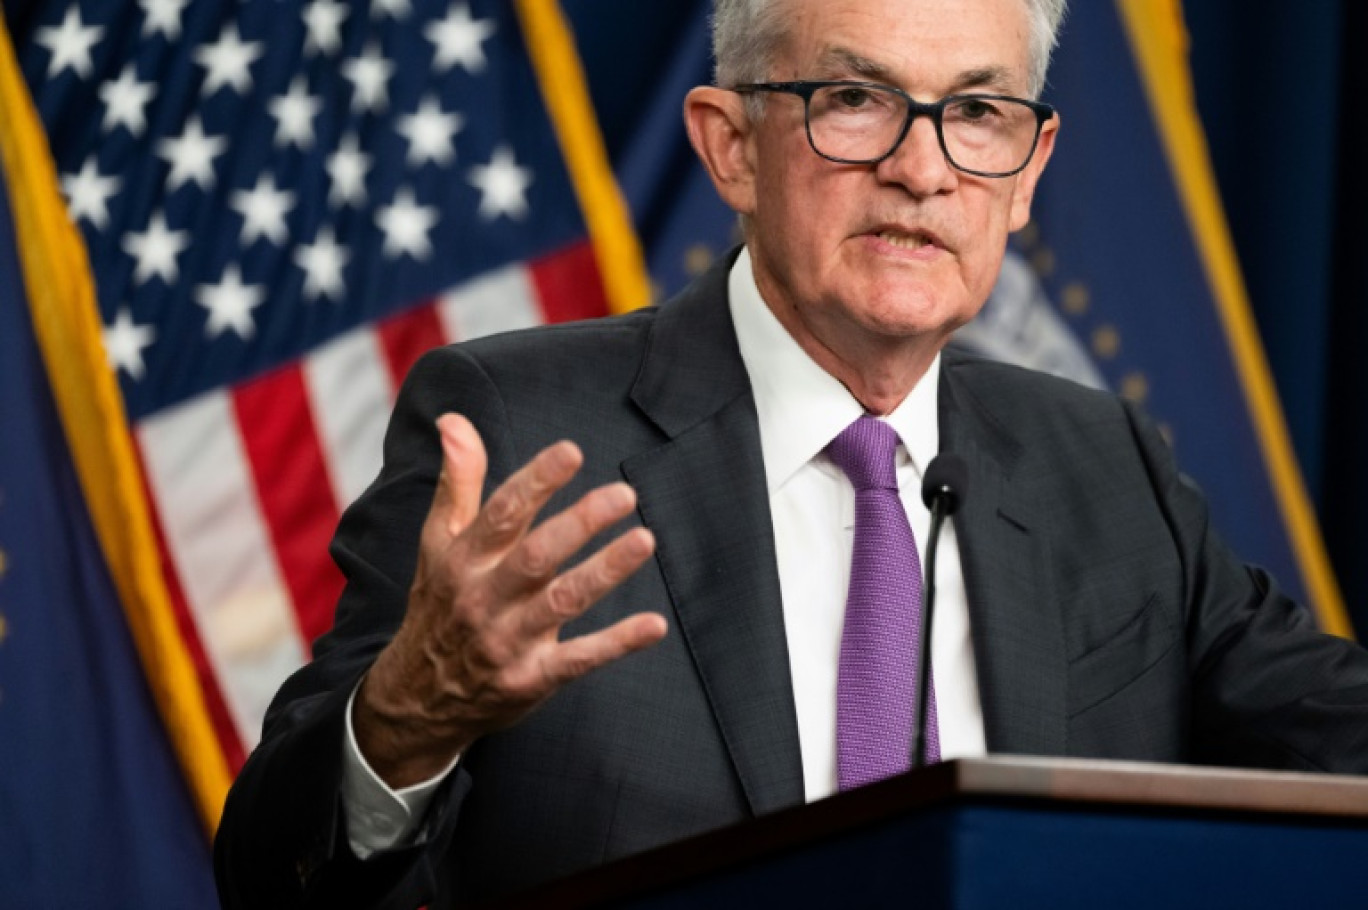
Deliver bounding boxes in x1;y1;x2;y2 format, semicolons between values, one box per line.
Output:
469;439;583;553
496;482;639;595
542;612;669;688
516;527;655;636
435;414;488;535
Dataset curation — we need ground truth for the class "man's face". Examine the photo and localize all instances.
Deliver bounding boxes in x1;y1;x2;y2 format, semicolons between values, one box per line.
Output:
741;0;1056;356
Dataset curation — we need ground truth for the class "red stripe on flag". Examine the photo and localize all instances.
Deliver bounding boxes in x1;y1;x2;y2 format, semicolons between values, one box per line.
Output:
529;241;611;324
133;451;248;772
378;302;447;390
233;365;345;647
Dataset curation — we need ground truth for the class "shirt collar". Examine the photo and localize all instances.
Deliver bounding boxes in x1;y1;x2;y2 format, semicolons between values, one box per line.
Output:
728;247;941;493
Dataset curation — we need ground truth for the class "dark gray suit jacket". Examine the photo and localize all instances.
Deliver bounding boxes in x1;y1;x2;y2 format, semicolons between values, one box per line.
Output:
215;256;1368;909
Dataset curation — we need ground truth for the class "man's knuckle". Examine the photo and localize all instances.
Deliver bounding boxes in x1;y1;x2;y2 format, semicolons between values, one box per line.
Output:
516;538;552;579
484;490;522;533
544;575;580;616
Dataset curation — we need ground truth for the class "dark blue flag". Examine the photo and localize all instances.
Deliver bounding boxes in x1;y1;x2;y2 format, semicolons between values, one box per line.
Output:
0;92;216;910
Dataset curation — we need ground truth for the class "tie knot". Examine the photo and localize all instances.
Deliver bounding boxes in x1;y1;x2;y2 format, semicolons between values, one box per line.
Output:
826;415;899;492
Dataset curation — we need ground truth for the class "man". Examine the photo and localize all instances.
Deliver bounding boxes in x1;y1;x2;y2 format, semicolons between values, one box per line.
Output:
215;0;1368;907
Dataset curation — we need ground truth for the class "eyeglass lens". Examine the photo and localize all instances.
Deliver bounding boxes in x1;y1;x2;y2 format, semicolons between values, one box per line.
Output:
807;85;1040;174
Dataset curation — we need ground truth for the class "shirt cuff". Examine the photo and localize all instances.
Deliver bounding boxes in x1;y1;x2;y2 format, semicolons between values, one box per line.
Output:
340;678;460;860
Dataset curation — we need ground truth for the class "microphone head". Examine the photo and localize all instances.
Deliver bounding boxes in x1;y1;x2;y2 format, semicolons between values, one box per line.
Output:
921;453;968;515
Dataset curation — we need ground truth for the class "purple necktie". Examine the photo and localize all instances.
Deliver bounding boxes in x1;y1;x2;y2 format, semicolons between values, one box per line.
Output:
827;415;939;790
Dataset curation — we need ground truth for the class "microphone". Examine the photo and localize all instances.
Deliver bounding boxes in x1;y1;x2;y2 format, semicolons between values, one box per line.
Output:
913;453;968;769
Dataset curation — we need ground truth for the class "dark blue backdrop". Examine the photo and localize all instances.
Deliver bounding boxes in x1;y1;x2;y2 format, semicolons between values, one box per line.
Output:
1186;0;1366;634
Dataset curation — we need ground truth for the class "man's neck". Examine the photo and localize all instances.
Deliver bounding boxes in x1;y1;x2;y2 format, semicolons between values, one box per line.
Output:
756;279;946;416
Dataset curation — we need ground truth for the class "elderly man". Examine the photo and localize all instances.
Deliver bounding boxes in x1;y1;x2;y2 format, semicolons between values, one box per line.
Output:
215;0;1368;906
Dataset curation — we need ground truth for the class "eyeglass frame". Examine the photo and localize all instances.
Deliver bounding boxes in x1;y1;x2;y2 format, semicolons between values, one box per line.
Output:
731;80;1056;178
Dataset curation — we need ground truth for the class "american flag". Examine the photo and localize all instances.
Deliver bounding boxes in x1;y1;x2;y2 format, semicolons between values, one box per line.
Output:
13;0;630;778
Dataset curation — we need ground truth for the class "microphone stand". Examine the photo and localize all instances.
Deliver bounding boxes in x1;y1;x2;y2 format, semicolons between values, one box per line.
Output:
913;497;948;770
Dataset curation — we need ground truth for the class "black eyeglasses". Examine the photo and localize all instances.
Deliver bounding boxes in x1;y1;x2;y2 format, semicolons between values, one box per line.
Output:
732;80;1055;178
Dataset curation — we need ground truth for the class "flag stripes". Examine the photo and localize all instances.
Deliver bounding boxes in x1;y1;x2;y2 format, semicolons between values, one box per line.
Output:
135;239;608;762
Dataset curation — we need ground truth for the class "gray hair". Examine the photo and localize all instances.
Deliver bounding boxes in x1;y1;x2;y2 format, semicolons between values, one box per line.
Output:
712;0;1068;101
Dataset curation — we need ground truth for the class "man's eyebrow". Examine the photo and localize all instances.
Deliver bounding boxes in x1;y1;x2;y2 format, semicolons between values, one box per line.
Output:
812;49;1020;96
813;47;896;82
953;66;1018;94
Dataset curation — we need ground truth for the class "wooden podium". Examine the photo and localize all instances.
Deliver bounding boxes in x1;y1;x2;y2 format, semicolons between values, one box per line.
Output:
492;757;1368;908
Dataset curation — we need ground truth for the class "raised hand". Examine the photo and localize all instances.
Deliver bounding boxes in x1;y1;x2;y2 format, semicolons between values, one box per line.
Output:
354;413;667;788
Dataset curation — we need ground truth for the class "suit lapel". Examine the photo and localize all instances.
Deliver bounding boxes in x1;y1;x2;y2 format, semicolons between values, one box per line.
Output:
622;260;805;815
939;356;1067;756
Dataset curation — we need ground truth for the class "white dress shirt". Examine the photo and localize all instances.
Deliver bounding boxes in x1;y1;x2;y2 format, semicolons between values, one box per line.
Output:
728;248;985;802
340;248;987;854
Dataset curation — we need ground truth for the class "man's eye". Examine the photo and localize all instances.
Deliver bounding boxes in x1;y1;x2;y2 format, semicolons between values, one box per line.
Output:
832;87;874;108
952;98;1000;121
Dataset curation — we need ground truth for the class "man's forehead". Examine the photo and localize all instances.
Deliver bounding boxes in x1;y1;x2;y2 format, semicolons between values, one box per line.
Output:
775;0;1032;93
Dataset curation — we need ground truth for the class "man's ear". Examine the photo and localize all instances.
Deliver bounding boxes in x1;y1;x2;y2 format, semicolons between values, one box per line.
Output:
684;86;758;216
1008;111;1058;231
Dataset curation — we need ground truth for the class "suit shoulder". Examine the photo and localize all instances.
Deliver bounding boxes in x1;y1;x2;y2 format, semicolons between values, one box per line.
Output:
405;307;659;387
462;306;659;359
942;347;1124;424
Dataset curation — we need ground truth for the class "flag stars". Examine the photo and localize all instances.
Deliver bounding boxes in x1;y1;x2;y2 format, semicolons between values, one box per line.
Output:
231;175;297;247
427;4;496;74
301;0;349;57
269;76;321;149
376;188;438;260
123;212;189;284
295;226;350;302
196;265;265;340
35;6;105;80
102;307;157;380
342;43;394;114
468;146;533;221
99;63;156;136
138;0;188;40
371;0;411;20
62;158;121;230
397;95;464;167
194;22;263;97
157;115;226;192
326;134;371;208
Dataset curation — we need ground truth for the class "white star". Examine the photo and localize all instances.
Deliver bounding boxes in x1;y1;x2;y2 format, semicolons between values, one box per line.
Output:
427;4;496;74
326;133;371;208
268;76;321;149
230;174;296;247
195;265;265;340
102;308;156;380
294;225;350;302
139;0;188;40
35;7;104;79
123;212;189;285
61;158;121;230
375;187;438;260
468;146;533;221
194;22;263;97
99;63;156;136
397;95;464;167
301;0;349;56
156;116;226;191
371;0;411;20
341;43;393;114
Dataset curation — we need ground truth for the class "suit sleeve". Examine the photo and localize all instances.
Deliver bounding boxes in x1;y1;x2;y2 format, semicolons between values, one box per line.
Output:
1124;401;1368;772
214;344;517;909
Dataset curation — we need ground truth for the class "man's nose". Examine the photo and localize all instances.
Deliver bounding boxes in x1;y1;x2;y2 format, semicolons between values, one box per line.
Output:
876;114;956;195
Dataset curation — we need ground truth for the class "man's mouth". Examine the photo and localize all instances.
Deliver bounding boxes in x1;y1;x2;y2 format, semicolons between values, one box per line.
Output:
873;228;940;251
